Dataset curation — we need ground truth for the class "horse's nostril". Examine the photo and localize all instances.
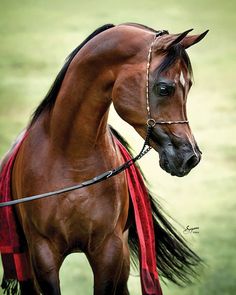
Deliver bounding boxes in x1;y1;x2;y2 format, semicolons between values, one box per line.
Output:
185;154;200;170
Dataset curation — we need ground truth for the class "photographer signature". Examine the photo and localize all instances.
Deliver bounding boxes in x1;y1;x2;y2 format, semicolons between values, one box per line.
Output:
183;225;199;234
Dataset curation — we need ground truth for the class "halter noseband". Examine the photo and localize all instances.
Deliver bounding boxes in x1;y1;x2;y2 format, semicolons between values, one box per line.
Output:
145;31;189;129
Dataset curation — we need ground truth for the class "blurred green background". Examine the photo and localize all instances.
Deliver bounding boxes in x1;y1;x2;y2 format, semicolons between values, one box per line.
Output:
0;0;235;294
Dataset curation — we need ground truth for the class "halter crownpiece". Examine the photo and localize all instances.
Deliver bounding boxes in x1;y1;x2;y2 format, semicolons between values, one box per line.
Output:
145;31;189;128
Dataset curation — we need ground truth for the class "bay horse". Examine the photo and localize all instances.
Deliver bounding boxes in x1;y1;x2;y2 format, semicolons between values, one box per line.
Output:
0;23;208;294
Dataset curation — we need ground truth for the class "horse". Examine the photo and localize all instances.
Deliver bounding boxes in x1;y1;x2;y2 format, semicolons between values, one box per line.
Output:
0;23;208;294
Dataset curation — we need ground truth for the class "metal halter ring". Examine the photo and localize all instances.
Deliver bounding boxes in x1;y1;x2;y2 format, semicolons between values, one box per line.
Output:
146;118;156;127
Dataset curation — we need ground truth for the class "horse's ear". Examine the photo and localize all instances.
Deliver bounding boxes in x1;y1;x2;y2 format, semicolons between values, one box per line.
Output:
154;29;193;51
180;30;209;49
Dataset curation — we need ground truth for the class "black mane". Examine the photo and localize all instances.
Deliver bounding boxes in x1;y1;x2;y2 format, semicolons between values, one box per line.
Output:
30;24;114;125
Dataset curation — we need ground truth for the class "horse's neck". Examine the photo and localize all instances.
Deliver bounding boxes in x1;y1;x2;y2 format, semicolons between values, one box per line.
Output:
47;55;115;158
39;26;151;159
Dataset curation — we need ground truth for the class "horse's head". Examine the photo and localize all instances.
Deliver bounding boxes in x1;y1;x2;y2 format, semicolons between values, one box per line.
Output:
112;27;208;177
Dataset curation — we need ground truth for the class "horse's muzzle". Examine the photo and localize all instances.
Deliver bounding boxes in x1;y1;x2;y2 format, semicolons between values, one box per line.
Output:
159;149;201;177
143;126;202;176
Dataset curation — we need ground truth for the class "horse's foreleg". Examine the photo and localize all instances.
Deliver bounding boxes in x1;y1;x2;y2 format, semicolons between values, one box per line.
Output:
29;238;62;295
115;231;130;295
87;234;126;295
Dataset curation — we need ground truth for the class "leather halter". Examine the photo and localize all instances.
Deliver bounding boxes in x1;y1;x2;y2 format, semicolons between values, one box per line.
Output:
145;32;189;128
0;30;189;207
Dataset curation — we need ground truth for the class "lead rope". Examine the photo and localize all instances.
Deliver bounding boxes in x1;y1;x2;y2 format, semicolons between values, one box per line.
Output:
0;132;152;207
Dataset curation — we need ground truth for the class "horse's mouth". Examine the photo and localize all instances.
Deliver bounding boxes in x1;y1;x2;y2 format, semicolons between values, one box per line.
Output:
149;136;188;177
159;152;190;177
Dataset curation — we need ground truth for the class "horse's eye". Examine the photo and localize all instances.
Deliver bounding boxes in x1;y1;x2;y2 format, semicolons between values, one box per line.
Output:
155;83;175;97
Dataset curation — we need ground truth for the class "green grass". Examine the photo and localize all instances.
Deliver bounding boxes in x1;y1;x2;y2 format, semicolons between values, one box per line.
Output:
0;0;236;294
